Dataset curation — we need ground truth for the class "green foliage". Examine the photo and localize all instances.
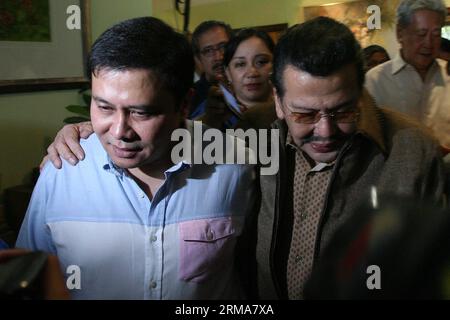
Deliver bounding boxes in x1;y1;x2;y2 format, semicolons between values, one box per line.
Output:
66;105;90;118
64;89;91;124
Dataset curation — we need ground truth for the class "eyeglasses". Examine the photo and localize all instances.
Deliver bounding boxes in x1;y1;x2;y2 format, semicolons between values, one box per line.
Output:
200;42;227;57
286;106;360;124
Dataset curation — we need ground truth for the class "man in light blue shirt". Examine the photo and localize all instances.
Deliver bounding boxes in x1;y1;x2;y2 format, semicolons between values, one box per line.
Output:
16;17;256;299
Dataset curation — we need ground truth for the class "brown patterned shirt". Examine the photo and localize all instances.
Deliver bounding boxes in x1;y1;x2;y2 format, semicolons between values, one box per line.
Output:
285;133;334;299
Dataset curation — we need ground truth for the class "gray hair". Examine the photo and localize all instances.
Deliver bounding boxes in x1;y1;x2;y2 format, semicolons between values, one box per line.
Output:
397;0;447;27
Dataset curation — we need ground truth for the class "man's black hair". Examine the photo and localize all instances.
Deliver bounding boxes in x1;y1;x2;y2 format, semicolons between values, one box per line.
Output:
88;16;194;105
191;20;233;56
223;28;275;67
273;17;365;98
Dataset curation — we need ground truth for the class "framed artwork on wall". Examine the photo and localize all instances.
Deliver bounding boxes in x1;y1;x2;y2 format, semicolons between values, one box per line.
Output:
0;0;91;94
303;0;400;56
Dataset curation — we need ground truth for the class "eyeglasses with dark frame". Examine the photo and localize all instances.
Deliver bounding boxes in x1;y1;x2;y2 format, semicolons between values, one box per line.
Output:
200;42;227;57
285;105;360;124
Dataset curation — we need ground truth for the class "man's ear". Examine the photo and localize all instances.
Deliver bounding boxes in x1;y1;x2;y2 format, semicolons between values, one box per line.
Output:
179;88;194;118
274;88;285;120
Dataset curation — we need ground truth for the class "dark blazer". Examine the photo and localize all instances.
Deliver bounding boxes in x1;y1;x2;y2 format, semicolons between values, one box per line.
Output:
254;90;446;299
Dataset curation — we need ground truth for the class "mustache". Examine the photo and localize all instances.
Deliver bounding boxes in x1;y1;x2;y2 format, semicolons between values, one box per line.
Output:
108;139;141;150
300;136;336;145
213;62;224;72
299;131;355;147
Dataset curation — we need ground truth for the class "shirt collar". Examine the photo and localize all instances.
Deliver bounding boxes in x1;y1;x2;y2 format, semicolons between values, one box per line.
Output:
310;161;334;172
391;53;408;75
102;154;192;179
392;52;441;77
103;156;124;177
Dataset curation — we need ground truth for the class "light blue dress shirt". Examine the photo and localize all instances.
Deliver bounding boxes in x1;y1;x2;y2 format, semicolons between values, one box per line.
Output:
16;123;256;300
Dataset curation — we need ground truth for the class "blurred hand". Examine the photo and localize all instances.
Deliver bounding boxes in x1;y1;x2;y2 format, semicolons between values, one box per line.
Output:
40;121;94;170
198;84;241;130
0;249;70;300
205;85;227;116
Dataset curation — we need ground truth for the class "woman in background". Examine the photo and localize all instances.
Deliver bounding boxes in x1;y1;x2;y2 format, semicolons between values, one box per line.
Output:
198;28;276;130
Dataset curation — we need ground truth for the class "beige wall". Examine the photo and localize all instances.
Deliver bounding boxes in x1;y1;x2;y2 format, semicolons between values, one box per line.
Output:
0;91;81;194
154;0;449;58
91;0;153;40
153;0;412;31
153;0;300;30
0;0;152;202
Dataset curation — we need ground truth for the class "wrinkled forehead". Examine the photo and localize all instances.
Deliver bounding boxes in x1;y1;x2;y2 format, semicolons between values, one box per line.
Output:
280;64;360;99
92;68;163;90
403;9;445;29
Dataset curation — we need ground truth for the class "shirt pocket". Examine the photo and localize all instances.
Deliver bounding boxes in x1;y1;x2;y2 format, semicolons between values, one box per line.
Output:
178;217;240;283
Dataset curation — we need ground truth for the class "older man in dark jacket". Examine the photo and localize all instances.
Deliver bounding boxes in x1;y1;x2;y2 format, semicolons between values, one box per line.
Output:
254;17;445;300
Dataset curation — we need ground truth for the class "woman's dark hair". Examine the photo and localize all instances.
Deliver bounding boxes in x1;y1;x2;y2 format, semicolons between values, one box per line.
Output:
223;28;275;67
88;17;194;105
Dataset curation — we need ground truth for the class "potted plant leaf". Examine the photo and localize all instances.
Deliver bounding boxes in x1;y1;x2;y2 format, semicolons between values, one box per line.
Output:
64;89;91;124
